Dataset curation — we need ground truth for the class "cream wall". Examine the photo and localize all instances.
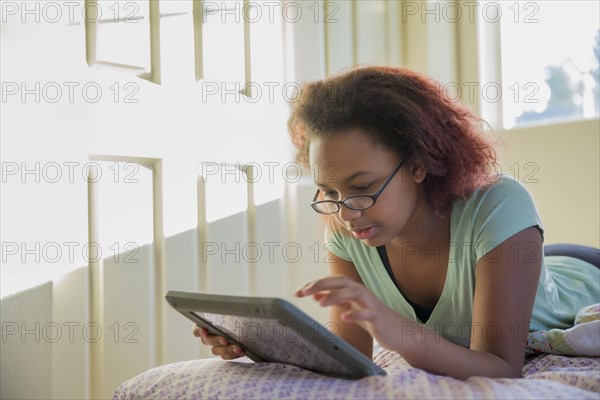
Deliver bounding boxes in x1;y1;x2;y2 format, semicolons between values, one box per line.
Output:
496;119;600;248
0;283;53;399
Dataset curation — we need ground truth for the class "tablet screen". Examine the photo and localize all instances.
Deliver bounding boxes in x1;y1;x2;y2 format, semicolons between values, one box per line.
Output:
194;312;356;376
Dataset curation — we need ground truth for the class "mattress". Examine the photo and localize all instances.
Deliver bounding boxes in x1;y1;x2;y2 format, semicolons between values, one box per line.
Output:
113;345;600;399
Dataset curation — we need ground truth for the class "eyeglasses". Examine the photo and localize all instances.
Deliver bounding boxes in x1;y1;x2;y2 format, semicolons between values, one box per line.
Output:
311;153;409;215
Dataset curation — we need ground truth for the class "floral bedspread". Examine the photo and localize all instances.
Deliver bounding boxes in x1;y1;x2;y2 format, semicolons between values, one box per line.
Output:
113;347;599;399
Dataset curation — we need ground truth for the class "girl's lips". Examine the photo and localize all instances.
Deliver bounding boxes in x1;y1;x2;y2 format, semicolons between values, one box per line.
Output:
351;226;375;240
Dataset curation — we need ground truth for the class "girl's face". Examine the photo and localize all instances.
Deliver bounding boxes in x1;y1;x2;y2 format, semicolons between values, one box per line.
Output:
309;128;427;247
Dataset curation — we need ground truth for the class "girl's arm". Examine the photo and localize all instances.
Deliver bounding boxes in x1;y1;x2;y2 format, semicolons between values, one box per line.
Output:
405;226;542;378
303;254;374;359
297;226;542;379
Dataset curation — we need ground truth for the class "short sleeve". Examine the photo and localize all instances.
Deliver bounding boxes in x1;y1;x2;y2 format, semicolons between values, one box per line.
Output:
324;224;353;261
472;175;545;262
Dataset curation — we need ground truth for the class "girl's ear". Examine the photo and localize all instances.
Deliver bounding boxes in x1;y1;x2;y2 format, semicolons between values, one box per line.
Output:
406;157;427;184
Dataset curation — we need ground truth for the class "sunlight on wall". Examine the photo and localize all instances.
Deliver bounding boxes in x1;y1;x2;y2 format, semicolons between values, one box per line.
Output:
1;0;290;296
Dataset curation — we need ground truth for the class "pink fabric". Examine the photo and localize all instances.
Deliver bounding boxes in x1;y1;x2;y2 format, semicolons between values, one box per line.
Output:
114;347;599;399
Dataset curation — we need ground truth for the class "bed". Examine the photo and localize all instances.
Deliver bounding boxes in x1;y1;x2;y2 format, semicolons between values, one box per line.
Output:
114;245;599;399
112;343;599;399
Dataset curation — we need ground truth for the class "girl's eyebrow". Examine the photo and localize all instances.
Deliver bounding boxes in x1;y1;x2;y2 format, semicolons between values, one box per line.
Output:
315;170;375;188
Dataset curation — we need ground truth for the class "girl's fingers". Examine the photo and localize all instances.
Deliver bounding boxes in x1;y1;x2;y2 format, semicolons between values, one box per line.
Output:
205;334;227;346
192;324;202;337
191;323;246;360
312;292;327;301
195;326;229;346
317;286;367;307
211;344;245;359
298;276;355;296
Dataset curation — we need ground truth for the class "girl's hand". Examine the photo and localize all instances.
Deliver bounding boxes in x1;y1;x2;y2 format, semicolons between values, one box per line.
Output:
295;275;413;351
192;324;245;360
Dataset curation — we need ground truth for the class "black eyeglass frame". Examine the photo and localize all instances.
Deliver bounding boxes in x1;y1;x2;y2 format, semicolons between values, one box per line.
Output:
311;153;410;215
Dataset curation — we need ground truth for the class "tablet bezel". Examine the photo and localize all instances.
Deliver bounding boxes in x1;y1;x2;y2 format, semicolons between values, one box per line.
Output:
165;290;387;379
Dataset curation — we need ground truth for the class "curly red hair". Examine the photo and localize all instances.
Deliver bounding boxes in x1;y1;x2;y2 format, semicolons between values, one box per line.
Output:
288;66;500;215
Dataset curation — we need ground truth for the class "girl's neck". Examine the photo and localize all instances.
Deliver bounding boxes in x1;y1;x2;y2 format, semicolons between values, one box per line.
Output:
388;199;451;251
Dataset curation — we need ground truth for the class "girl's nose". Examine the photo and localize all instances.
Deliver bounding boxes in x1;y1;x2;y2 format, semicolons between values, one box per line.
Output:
337;204;362;222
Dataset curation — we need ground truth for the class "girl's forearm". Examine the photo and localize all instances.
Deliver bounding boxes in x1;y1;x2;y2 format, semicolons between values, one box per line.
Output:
395;323;520;380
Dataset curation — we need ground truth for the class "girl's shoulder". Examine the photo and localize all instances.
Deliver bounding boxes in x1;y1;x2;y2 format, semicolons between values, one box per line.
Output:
457;173;538;217
451;174;545;261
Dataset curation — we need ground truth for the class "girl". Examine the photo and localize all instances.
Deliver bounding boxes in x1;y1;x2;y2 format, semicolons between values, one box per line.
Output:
194;66;599;379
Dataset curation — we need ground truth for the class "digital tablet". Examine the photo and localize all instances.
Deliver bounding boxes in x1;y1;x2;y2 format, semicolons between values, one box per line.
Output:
165;290;387;379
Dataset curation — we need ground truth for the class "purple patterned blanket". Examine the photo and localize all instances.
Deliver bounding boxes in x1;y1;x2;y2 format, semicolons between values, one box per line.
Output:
113;345;599;399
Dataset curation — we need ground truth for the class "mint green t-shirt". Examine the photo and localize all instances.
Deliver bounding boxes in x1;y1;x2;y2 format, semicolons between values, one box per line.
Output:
326;174;600;347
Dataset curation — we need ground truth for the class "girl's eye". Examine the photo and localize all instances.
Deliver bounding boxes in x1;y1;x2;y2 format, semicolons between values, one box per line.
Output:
323;190;338;199
353;184;372;192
